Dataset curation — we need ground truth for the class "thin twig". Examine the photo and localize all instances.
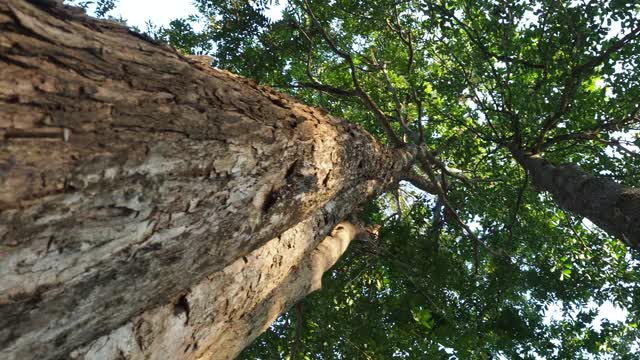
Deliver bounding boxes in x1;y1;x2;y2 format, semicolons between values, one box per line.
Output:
417;149;507;261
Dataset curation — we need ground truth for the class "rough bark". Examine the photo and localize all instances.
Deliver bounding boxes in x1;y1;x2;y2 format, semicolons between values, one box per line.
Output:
69;221;365;360
0;1;412;358
510;147;640;247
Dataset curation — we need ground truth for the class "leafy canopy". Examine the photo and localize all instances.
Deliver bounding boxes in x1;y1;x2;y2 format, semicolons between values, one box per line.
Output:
91;0;640;358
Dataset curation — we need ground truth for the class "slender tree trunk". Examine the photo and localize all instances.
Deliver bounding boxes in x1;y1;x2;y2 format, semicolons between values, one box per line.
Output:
0;1;412;358
510;147;640;247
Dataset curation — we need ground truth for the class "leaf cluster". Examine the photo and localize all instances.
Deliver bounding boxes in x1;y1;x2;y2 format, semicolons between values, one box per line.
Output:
131;0;640;358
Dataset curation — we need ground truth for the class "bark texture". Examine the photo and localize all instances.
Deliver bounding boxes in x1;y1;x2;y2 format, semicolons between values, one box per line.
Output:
70;221;364;360
511;147;640;247
0;1;412;358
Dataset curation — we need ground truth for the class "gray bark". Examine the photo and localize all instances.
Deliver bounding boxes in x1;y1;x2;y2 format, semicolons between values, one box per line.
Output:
510;146;640;247
0;1;412;358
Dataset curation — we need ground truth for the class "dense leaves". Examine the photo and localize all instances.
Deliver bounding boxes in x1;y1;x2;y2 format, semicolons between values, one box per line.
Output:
103;0;640;358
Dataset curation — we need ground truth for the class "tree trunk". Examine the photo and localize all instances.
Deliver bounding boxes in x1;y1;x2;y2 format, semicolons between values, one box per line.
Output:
0;1;412;358
510;147;640;247
69;221;367;360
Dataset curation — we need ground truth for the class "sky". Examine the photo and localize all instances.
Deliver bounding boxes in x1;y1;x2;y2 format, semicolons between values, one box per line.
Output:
105;0;633;353
111;0;197;30
110;0;286;30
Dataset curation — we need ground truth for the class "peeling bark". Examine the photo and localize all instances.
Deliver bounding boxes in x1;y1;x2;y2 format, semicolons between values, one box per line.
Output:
0;1;412;358
510;147;640;247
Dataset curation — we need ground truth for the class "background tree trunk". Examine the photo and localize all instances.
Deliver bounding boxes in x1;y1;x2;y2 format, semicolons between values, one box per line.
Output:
0;1;412;358
510;147;640;247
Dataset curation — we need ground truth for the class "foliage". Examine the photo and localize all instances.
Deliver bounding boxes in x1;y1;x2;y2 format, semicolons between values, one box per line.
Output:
145;16;216;55
137;0;640;358
65;0;117;18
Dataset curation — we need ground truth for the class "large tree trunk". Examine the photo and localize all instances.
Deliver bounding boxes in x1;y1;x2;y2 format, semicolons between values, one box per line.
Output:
0;1;412;358
69;221;368;360
510;147;640;247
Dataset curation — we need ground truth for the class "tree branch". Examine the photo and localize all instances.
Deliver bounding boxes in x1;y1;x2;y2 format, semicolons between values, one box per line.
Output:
534;25;640;151
416;149;507;260
300;0;405;147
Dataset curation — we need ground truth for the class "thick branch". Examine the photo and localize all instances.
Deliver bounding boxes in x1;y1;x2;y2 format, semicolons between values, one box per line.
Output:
510;146;640;246
401;170;438;194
